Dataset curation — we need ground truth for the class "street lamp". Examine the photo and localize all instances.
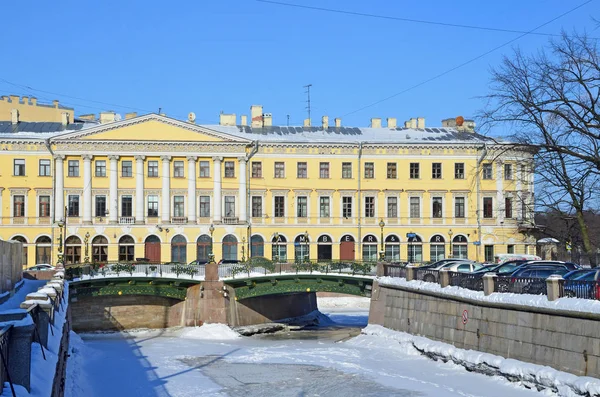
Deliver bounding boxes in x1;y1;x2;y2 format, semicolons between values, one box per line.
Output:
208;224;215;263
448;229;453;258
274;232;280;273
304;230;309;263
84;232;91;263
241;236;246;262
379;219;385;261
57;220;65;266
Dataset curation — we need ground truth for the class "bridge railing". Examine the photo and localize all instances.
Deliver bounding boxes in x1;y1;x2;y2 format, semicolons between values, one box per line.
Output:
65;262;207;281
0;325;12;393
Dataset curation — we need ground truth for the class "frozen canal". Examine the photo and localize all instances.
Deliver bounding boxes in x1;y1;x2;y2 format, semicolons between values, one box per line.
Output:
68;307;544;397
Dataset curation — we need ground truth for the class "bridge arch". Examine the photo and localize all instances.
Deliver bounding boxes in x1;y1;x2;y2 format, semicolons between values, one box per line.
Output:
429;234;446;262
171;234;187;263
222;234;238;261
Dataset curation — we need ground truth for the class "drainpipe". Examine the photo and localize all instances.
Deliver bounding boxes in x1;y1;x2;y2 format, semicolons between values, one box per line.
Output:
44;138;56;266
476;144;488;262
245;141;259;256
357;142;363;260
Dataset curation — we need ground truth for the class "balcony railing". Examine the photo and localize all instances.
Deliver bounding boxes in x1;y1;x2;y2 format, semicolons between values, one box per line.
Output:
119;216;135;224
222;216;239;225
171;216;188;224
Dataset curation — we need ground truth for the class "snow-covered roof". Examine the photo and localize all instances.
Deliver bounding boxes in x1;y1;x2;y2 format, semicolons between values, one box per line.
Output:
0;120;98;139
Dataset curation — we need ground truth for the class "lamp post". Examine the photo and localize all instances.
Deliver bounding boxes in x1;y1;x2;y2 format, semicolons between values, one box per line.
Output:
84;231;90;263
274;232;280;271
209;224;215;263
379;219;385;261
448;229;453;258
57;220;65;267
241;236;246;262
304;230;309;263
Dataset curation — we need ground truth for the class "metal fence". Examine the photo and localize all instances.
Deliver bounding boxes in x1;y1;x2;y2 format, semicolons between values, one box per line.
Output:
415;268;439;283
0;325;12;394
448;272;482;291
383;264;407;278
561;280;600;299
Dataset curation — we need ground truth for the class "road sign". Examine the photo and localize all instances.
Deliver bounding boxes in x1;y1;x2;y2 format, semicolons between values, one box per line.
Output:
406;233;416;238
462;310;468;325
473;241;481;246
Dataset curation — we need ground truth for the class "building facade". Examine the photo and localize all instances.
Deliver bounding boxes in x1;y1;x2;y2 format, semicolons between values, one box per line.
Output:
0;96;536;268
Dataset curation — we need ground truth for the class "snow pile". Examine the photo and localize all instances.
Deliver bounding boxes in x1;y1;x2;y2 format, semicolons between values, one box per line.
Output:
177;324;241;340
355;325;600;396
317;296;371;309
64;332;91;397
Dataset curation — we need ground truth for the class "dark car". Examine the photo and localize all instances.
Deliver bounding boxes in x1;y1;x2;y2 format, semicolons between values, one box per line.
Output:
464;260;530;290
508;266;570;294
563;269;600;298
563;268;595;280
521;261;581;271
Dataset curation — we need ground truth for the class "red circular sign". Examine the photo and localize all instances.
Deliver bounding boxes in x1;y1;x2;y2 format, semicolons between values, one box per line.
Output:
462;310;468;325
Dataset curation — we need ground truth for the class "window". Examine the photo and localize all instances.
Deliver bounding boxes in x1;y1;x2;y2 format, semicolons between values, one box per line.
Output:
251;235;264;257
484;245;494;263
275;196;285;218
122;160;133;177
430;235;446;262
364;197;375;218
173;161;184;178
199;196;210;217
272;235;287;262
364;162;374;179
342;197;352;218
407;235;423;263
173;196;185;217
251;196;262;217
432;163;442;179
118;236;135;262
199;161;210;177
455;163;465;179
39;196;50;217
148;161;159;177
68;195;79;217
483;197;493;218
222;234;238;262
507;244;515;254
65;236;81;265
36;236;52;265
297;162;307;178
121;196;133;217
319;197;330;218
92;236;108;263
453;236;469;259
39;159;51;176
196;235;211;264
387;163;397;179
68;160;79;177
342;162;352;179
362;235;378;262
224;196;235;217
455;197;465;218
274;162;285;178
432;197;443;218
482;163;493;179
95;196;107;217
171;235;187;263
147;195;158;217
224;161;235;178
296;196;307;218
505;197;513;218
95;160;106;177
504;163;513;180
13;195;25;217
409;163;420;179
14;159;25;176
319;162;329;178
387;197;398;218
251;162;262;178
410;197;420;218
295;235;310;263
385;235;400;262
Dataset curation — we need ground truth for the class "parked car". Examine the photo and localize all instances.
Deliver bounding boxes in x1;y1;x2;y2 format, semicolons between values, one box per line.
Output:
27;264;55;271
563;270;600;299
418;258;469;269
494;254;541;264
509;266;570;294
419;261;477;282
520;261;581;271
218;259;241;265
444;262;483;273
188;260;208;266
563;268;596;280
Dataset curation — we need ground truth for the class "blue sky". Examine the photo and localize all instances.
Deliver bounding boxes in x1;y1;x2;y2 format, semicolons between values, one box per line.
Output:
0;0;597;129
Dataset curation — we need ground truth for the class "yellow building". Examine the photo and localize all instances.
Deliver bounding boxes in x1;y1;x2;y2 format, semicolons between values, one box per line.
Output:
0;97;536;268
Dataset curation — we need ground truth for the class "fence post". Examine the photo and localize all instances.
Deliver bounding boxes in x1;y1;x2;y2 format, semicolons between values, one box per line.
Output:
376;262;385;277
7;323;34;392
439;269;450;288
546;275;563;301
406;265;416;281
483;273;496;296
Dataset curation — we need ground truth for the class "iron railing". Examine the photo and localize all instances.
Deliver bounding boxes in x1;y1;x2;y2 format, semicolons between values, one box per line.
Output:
448;271;482;291
416;268;439;283
561;279;600;299
383;264;407;278
0;325;13;396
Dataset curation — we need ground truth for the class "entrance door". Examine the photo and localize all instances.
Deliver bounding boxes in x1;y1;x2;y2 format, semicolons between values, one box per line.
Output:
340;234;355;261
317;235;333;261
144;235;161;263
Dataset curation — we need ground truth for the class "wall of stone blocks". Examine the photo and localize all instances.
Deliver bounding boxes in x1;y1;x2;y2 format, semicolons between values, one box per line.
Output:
229;292;318;327
370;283;600;378
0;239;23;294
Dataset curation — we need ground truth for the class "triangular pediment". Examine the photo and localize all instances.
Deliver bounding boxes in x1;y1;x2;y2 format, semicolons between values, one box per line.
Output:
52;114;250;143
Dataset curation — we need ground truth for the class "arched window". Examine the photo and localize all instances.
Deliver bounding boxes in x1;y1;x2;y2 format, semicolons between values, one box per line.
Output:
35;236;51;265
317;235;332;261
271;235;287;263
251;235;264;257
11;236;28;267
222;234;238;261
171;235;187;263
407;235;423;263
118;236;135;262
294;234;310;263
92;236;108;263
384;235;400;262
362;235;378;262
196;235;211;264
430;235;446;262
65;236;82;265
452;235;469;259
144;235;161;263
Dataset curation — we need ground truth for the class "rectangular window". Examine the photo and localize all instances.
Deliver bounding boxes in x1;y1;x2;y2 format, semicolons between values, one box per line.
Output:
320;197;330;218
251;162;262;178
387;197;398;218
147;195;158;217
68;195;79;217
319;162;330;178
455;163;465;179
199;161;210;177
275;196;285;218
387;162;397;179
342;162;352;179
251;196;262;217
121;196;133;217
274;162;285;178
224;161;235;178
95;196;107;217
148;161;159;177
297;162;307;178
224;196;235;217
482;163;493;179
297;196;307;218
483;197;493;218
68;160;79;177
409;163;420;179
39;159;51;176
173;196;185;217
364;197;375;218
39;196;50;217
342;197;352;218
122;160;133;177
432;197;443;218
410;197;420;218
364;162;374;179
13;195;25;217
505;197;513;218
14;159;25;176
173;161;184;178
432;163;442;179
504;163;513;180
95;160;106;177
507;244;515;254
455;197;465;218
484;245;494;263
199;196;210;217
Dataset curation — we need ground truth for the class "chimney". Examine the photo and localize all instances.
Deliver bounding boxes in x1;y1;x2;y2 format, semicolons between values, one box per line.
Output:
370;118;382;128
219;113;237;126
78;114;96;121
263;113;272;127
417;117;425;129
241;115;248;126
441;118;457;128
53;100;59;108
10;109;19;124
406;118;417;129
250;105;263;128
303;118;311;127
31;97;37;106
463;119;476;133
387;117;397;129
100;111;116;124
322;116;329;130
125;112;137;120
61;112;69;126
334;117;342;128
9;95;19;104
22;96;28;105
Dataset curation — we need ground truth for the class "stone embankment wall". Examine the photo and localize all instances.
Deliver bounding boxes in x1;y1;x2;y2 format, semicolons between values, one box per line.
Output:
369;281;600;378
0;239;22;294
228;292;318;327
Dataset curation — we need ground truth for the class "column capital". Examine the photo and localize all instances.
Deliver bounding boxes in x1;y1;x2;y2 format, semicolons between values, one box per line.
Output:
160;155;172;162
186;156;198;162
53;154;65;161
82;154;93;161
238;157;247;163
212;156;223;162
108;155;120;161
135;155;146;161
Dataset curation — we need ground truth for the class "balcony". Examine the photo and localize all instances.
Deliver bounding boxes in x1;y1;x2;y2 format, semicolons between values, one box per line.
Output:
119;216;136;224
171;216;188;224
222;216;239;225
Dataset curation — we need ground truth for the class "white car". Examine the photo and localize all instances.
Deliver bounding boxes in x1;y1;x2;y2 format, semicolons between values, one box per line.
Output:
27;264;55;271
444;262;482;273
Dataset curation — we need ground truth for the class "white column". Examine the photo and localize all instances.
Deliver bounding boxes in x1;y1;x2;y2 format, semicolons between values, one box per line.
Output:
109;155;119;224
161;156;171;223
54;155;65;222
135;155;145;224
187;156;197;223
496;160;504;224
238;157;247;222
213;156;222;223
82;154;93;224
